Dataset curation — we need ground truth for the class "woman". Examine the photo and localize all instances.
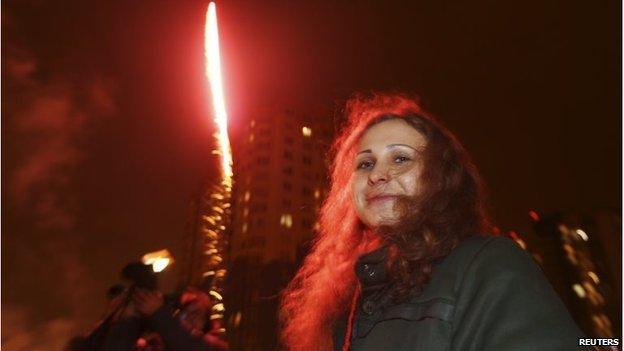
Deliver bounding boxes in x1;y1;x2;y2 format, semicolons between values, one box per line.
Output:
279;93;585;351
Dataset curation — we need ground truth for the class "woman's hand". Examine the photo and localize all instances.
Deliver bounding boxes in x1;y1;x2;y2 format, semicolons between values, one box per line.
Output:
133;288;164;316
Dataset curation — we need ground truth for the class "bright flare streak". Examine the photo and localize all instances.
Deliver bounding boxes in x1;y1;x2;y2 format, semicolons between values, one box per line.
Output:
142;249;174;273
151;258;170;273
576;229;589;241
205;2;233;184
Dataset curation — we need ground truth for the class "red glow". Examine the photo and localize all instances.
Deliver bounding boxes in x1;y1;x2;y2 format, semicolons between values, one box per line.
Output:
528;210;540;222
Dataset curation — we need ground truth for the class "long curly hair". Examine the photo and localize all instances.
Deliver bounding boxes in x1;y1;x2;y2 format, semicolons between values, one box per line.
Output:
279;92;492;351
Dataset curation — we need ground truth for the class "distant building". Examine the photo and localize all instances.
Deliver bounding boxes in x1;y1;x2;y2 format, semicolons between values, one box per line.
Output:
226;109;334;350
508;210;621;339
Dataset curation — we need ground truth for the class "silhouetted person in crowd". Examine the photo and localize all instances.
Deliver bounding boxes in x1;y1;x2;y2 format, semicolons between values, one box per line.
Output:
99;286;228;351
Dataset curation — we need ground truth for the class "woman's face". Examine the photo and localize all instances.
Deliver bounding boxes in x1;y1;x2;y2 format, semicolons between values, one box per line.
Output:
351;118;427;228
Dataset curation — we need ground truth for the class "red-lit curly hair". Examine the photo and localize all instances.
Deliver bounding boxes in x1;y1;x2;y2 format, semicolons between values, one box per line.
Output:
279;92;492;350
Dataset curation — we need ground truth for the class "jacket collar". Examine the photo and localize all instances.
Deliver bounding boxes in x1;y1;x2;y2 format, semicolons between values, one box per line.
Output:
354;246;390;290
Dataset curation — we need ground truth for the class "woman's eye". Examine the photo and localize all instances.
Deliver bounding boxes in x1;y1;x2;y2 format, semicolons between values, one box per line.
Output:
357;160;374;170
394;155;410;163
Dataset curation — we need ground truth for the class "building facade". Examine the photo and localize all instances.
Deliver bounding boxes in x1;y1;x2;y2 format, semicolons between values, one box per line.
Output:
226;109;334;350
507;210;621;340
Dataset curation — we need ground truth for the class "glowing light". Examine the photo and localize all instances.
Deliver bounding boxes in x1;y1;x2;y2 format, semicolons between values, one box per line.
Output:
583;281;605;306
212;303;225;312
576;229;589;241
243;207;249;217
152;258;170;272
528;210;540;221
205;2;233;185
572;284;586;298
242;222;248;233
203;215;216;225
588;271;600;284
302;126;312;137
249;133;255;142
280;213;293;228
314;189;320;199
211;314;224;320
244;191;251;202
234;311;242;327
210;290;223;300
203;270;216;277
142;249;174;273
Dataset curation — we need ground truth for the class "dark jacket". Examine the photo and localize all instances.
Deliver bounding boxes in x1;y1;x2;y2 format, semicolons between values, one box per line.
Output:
333;235;588;351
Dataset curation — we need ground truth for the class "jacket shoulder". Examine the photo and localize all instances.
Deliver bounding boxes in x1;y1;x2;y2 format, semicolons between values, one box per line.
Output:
411;234;502;302
450;236;586;350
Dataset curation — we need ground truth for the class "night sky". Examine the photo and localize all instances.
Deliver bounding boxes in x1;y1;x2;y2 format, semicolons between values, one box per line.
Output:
2;0;620;348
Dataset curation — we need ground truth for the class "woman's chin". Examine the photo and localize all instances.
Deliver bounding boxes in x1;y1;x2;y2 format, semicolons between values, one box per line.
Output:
367;215;401;228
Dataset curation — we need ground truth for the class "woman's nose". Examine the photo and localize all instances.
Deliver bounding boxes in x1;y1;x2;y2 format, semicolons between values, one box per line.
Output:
368;165;389;185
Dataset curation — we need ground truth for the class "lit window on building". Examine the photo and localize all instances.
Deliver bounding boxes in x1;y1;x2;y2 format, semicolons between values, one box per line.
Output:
302;126;312;137
314;188;321;199
280;214;293;228
588;271;600;284
514;237;527;250
582;281;605;306
563;243;578;265
572;283;586;298
591;313;613;334
242;222;248;233
244;191;251;202
575;228;589;241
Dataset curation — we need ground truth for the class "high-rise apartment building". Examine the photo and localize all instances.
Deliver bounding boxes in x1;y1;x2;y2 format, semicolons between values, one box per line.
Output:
525;210;620;339
226;109;334;350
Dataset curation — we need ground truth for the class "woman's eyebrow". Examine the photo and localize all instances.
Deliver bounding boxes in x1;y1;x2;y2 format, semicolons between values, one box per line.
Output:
356;143;417;155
